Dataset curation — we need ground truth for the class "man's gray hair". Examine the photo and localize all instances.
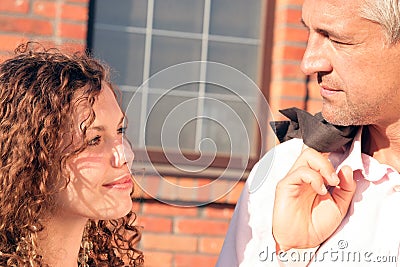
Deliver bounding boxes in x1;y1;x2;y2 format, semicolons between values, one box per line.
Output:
360;0;400;44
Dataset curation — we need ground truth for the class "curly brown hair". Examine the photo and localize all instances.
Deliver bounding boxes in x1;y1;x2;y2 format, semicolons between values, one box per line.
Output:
0;42;143;266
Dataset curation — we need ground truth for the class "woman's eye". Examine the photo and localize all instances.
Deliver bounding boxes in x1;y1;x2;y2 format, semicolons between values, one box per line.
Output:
118;127;127;134
87;135;101;146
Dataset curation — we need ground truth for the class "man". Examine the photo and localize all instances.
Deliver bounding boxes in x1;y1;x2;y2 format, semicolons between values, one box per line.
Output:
217;0;400;266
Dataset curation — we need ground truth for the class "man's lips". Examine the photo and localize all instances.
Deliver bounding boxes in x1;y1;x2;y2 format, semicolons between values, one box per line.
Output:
320;85;341;97
102;174;133;189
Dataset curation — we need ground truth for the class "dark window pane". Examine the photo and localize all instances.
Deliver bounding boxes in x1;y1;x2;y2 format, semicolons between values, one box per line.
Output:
145;93;197;150
122;90;142;148
150;36;202;77
153;0;204;33
93;30;145;86
202;96;256;157
209;0;262;39
207;41;259;94
95;0;147;27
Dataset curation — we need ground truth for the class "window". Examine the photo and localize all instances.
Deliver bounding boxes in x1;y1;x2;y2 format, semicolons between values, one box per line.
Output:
88;0;274;178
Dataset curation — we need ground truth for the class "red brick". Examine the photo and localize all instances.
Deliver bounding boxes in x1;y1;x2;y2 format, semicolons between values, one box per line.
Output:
213;179;245;205
203;204;235;219
141;233;197;252
33;41;86;54
175;254;218;267
275;8;303;25
0;34;27;52
61;3;88;21
33;1;56;18
174;219;229;235
271;81;307;98
307;78;323;99
135;215;172;233
176;177;198;202
0;54;10;62
277;63;304;80
211;179;235;204
306;99;323;114
286;8;303;24
275;26;308;43
59;22;86;39
194;178;213;203
197;177;213;186
273;45;306;61
143;251;173;267
0;0;29;13
277;0;304;6
199;237;225;254
142;201;198;217
0;15;53;35
134;175;161;200
226;180;245;203
66;0;89;3
277;97;307;110
57;41;86;53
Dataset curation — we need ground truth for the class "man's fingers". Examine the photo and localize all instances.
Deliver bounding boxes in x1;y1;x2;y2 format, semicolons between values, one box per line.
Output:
290;147;339;187
337;165;356;192
283;167;329;195
332;165;356;216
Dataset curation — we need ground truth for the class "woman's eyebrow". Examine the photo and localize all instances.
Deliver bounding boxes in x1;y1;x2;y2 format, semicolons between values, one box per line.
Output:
88;116;126;132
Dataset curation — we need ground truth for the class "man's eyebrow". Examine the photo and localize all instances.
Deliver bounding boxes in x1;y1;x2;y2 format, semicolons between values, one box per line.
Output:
300;18;309;29
300;18;346;40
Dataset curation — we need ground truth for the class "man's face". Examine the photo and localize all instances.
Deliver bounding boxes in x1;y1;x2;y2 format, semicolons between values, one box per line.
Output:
301;0;400;126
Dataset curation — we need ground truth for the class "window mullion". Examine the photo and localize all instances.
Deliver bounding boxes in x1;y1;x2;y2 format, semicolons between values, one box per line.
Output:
194;0;211;153
139;0;155;148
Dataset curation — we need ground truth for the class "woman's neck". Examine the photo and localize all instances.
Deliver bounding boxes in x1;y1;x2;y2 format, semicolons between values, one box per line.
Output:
38;214;87;267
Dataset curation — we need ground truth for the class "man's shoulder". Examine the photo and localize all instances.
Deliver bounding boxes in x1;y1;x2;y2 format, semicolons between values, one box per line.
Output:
247;138;304;193
258;137;304;169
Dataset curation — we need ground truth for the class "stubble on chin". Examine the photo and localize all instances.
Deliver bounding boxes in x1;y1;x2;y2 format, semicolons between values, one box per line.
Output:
321;101;379;126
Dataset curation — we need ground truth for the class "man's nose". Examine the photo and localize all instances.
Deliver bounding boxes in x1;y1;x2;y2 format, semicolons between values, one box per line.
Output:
300;33;333;75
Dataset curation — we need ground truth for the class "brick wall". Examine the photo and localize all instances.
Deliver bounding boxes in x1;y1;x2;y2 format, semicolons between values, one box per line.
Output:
0;0;321;266
270;0;322;120
0;0;88;60
132;176;245;267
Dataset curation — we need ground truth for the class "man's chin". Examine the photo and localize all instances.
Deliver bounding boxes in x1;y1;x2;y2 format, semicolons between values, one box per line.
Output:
321;109;352;126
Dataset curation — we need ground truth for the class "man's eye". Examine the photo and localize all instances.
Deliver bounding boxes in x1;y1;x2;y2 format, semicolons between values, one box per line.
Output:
118;127;127;134
331;39;348;45
87;135;101;146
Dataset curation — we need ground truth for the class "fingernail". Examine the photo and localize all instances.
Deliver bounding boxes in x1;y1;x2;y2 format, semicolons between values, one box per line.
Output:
332;172;340;184
321;184;327;194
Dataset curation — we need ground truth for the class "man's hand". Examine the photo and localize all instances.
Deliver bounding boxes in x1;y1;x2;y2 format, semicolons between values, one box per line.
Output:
272;146;356;251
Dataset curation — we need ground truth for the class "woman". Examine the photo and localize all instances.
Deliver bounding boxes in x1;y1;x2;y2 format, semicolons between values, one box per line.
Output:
0;42;143;266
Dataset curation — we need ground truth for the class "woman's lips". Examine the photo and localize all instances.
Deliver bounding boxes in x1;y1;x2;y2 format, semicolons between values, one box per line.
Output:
102;175;133;190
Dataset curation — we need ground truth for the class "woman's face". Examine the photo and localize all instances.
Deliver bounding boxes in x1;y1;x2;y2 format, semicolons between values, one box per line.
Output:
58;84;135;220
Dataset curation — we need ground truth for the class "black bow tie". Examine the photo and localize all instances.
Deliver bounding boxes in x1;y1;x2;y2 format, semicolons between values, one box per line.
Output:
270;107;359;152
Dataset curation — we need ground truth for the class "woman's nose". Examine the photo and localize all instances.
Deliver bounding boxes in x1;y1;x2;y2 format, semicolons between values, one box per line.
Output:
111;137;135;169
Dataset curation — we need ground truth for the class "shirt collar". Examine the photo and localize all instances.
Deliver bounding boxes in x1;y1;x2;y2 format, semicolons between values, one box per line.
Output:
331;127;395;182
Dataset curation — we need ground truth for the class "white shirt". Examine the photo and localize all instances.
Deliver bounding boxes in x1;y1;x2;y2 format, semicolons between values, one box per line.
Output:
217;129;400;266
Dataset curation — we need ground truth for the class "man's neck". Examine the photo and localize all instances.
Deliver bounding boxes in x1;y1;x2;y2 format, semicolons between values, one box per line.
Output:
362;124;400;172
